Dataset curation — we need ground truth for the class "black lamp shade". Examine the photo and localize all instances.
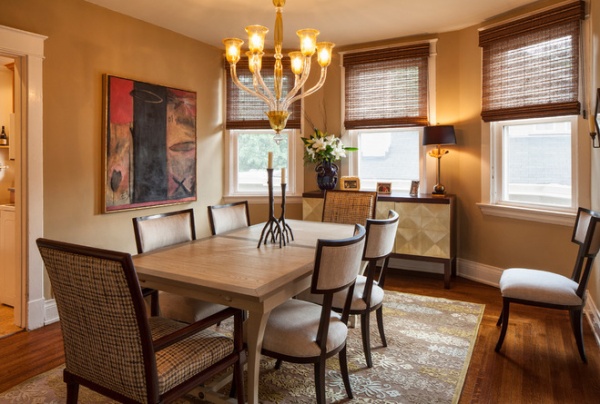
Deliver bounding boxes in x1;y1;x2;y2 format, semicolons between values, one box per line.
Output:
423;125;456;146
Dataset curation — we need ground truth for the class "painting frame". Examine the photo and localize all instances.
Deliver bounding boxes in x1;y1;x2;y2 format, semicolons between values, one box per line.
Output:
102;74;198;213
409;180;420;196
340;176;361;191
376;182;392;194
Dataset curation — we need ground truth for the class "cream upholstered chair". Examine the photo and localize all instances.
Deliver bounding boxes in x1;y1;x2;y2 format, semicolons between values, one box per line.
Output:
299;210;400;368
36;238;245;404
495;207;600;363
207;201;250;235
261;224;366;404
133;209;228;323
321;190;377;226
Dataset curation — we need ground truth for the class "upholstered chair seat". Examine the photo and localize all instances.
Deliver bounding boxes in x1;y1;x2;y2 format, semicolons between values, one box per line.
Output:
299;275;385;311
148;317;234;393
499;268;583;306
262;299;347;358
159;294;230;324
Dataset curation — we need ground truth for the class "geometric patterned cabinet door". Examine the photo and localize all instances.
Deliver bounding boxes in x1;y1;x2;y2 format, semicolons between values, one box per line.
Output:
304;191;456;288
378;195;456;288
393;202;451;258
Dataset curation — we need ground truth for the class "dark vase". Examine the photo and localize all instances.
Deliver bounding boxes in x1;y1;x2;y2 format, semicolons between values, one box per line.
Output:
315;161;339;190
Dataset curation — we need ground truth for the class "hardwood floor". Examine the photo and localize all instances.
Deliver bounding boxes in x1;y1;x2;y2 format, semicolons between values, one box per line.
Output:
1;270;599;402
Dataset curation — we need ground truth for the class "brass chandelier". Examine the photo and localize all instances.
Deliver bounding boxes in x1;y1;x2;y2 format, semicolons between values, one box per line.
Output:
223;0;334;143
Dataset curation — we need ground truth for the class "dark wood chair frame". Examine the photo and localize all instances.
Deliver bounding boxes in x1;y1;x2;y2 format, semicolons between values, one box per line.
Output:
264;224;367;404
132;209;196;316
207;201;251;235
332;210;400;368
36;238;246;404
495;207;600;363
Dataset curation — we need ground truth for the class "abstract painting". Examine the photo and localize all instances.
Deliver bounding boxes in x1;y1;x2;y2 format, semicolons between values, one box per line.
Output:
102;75;197;213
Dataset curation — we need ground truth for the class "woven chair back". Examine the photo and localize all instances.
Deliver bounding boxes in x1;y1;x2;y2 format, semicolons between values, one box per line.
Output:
322;190;377;226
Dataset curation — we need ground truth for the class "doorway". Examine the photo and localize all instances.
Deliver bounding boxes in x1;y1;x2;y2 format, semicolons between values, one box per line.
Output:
0;24;46;332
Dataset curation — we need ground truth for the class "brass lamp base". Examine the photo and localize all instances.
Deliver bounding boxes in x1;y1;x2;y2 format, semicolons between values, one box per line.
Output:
432;184;446;194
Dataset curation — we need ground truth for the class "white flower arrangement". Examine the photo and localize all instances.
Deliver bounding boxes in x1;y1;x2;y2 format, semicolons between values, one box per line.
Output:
301;129;357;165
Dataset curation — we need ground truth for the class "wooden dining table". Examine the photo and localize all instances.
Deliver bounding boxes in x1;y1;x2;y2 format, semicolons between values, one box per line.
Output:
132;219;355;404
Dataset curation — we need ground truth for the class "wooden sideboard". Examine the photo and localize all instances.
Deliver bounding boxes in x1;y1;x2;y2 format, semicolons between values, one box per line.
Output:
302;191;457;288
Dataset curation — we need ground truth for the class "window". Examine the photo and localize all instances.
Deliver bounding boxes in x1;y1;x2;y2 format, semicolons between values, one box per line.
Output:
342;42;433;189
226;129;298;196
224;59;302;197
348;128;422;192
491;117;576;210
478;1;584;223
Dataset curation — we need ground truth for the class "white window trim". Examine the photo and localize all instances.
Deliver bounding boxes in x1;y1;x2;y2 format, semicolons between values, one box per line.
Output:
478;116;586;227
223;128;304;204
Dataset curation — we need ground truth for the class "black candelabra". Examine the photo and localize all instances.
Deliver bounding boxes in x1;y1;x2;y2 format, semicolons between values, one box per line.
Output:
257;168;283;247
257;168;294;248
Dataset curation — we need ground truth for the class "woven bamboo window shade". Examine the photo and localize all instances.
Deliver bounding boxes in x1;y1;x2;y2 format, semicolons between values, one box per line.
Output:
225;58;301;130
479;1;585;122
343;44;430;129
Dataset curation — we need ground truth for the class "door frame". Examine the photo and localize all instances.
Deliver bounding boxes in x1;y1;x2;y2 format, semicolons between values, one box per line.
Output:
0;24;46;330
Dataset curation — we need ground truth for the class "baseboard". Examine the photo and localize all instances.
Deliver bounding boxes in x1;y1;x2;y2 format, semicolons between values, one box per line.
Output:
456;258;502;287
27;297;46;330
585;296;600;348
44;299;59;325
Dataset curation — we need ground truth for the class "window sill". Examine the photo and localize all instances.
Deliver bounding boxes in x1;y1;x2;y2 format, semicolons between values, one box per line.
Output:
223;195;302;205
476;203;576;226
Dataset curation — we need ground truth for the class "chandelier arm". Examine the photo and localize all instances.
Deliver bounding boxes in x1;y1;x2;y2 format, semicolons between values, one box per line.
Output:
286;67;327;107
252;69;277;110
282;58;313;110
230;65;275;110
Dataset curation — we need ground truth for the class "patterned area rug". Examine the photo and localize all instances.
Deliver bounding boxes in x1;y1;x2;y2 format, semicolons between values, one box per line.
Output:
0;291;484;404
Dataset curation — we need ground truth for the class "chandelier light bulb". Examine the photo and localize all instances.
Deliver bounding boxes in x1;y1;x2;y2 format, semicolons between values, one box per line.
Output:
288;51;305;75
316;42;334;67
245;25;269;53
297;29;319;56
223;38;244;64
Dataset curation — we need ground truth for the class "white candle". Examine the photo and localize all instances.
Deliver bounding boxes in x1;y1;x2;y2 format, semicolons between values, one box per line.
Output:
267;152;273;169
281;168;286;184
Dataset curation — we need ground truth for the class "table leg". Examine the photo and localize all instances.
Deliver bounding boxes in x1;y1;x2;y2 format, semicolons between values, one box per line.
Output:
245;309;270;404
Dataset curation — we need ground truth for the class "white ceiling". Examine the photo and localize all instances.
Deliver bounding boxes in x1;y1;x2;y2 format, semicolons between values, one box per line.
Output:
84;0;540;49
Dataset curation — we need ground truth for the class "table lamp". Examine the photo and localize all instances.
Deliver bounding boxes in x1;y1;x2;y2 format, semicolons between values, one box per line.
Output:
423;125;456;196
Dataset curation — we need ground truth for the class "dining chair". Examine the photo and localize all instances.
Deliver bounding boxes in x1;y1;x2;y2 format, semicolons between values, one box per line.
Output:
36;238;245;404
207;200;251;235
321;190;378;226
299;210;400;368
495;207;600;363
133;209;227;323
261;224;367;404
